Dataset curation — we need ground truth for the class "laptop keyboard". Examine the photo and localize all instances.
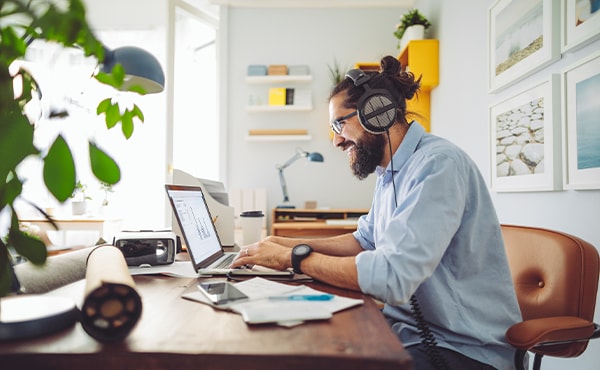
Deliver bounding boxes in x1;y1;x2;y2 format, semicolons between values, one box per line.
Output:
214;254;236;269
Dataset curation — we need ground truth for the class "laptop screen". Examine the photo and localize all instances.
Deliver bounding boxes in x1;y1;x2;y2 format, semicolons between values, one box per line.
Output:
165;185;223;268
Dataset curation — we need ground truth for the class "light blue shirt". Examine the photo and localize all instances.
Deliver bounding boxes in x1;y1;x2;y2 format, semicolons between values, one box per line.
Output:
354;122;522;370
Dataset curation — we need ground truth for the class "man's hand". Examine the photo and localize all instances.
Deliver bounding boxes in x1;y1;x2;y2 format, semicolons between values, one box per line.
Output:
230;239;293;271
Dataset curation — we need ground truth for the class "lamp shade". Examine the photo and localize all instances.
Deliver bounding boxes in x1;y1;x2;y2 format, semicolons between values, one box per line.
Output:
307;152;324;162
101;46;165;94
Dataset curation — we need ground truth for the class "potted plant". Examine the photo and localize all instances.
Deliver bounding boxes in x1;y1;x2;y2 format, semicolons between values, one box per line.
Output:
394;9;432;49
70;181;91;215
0;0;149;296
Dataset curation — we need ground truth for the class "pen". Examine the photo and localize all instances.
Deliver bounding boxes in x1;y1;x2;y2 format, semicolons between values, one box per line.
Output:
268;294;334;301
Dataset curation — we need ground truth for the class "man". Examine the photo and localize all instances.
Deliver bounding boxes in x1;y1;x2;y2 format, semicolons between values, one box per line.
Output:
232;55;522;370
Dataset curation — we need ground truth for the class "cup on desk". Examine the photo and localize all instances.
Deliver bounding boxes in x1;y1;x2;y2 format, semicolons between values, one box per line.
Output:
239;210;264;245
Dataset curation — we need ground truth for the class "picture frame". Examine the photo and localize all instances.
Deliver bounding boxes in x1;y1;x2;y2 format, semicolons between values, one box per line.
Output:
562;50;600;189
490;75;561;192
488;0;560;92
562;0;600;52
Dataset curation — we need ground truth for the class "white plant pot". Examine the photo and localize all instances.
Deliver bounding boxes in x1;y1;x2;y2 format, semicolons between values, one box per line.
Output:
401;24;425;50
71;201;87;215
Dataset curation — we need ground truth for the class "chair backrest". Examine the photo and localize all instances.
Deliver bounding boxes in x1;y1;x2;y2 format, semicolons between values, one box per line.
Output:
501;224;600;357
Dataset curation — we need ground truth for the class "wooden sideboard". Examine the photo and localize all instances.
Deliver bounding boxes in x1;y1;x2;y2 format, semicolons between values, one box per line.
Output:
271;208;368;238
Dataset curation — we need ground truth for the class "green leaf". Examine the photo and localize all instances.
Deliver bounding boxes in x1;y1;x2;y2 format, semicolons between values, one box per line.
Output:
121;110;134;138
0;27;27;64
0;259;12;297
127;85;147;95
0;111;39;182
96;97;112;115
0;242;13;296
9;229;47;266
89;143;121;184
131;104;145;123
105;102;121;129
94;71;116;87
43;135;76;202
111;63;125;86
0;175;23;212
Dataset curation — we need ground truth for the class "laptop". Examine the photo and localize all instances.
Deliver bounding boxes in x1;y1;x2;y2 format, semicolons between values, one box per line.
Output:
165;184;293;277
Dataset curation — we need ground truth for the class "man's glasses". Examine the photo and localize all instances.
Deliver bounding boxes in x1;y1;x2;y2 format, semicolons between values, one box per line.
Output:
330;111;357;135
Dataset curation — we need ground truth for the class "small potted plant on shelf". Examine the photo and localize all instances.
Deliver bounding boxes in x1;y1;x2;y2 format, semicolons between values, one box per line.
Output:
394;9;432;49
70;181;91;215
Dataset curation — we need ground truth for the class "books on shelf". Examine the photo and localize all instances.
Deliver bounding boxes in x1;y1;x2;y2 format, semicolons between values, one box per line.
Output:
268;87;286;105
267;64;288;75
268;88;295;106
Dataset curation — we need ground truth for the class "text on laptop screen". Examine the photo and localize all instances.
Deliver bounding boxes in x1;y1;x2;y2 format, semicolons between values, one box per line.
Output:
169;189;221;263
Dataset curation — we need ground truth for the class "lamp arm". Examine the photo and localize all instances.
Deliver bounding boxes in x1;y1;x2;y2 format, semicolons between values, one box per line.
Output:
278;152;305;171
278;168;289;203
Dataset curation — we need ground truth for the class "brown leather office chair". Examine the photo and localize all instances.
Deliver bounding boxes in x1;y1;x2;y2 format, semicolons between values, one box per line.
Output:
501;224;600;370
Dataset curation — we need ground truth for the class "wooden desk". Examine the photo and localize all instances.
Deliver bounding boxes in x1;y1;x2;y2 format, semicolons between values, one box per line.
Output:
0;275;411;370
271;208;368;238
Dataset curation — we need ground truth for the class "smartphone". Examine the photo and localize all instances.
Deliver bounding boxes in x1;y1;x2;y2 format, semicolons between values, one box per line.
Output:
197;281;248;305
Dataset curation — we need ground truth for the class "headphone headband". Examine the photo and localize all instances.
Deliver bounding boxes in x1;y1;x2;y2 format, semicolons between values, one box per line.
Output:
345;69;371;87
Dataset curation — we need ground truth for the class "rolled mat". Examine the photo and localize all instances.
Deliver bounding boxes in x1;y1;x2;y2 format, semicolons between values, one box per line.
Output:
81;245;142;342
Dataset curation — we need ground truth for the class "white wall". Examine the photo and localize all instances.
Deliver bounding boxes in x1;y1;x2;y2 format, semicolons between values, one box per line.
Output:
225;1;600;369
225;7;407;217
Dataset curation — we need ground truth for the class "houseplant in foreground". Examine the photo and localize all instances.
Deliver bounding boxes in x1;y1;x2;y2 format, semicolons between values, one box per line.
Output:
394;9;432;49
0;0;148;296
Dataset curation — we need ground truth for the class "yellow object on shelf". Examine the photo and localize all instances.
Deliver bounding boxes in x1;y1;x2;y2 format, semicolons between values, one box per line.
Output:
397;39;439;132
398;39;439;90
354;62;380;72
268;87;286;106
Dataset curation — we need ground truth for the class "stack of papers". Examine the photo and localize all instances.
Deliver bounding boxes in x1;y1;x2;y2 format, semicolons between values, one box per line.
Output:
182;277;363;327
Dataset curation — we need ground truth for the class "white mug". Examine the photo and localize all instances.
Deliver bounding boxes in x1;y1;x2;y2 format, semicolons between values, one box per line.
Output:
239;210;264;245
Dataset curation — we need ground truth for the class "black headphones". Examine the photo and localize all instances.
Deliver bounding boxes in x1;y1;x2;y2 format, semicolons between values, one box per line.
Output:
345;69;398;134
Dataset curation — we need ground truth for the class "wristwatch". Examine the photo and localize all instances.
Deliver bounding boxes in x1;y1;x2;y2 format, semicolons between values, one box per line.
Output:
291;244;313;274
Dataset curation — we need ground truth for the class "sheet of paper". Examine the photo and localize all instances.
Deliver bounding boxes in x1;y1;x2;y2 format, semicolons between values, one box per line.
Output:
128;261;198;278
181;277;364;326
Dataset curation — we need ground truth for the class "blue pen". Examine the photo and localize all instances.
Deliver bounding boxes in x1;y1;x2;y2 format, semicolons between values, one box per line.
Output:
268;294;334;301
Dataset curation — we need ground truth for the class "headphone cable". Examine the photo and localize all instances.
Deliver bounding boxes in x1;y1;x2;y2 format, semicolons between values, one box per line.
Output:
387;128;450;370
386;129;398;208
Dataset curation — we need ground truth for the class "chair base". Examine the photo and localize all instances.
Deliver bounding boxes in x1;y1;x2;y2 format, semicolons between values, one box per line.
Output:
514;350;544;370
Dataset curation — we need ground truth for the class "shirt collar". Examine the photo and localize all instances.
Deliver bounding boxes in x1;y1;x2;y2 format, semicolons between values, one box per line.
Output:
375;121;426;178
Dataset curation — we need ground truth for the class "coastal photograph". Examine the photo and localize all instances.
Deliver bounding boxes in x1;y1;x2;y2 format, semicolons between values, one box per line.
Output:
576;72;600;170
494;0;543;76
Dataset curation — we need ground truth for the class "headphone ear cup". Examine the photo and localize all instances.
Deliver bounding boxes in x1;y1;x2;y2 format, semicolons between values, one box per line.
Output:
356;90;397;134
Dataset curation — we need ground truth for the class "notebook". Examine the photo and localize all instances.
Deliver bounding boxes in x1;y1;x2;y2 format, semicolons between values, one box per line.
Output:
165;184;293;277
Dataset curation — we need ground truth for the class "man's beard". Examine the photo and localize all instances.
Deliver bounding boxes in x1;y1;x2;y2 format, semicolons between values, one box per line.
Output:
349;132;385;180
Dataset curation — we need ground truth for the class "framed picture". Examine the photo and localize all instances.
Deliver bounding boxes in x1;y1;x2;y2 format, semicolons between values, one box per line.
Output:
488;0;560;92
562;51;600;189
490;75;561;192
562;0;600;52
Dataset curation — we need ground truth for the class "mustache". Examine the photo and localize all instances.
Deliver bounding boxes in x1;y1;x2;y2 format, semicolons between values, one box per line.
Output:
338;141;355;151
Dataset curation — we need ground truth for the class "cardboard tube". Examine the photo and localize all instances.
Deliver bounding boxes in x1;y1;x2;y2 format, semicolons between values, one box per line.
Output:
81;245;142;342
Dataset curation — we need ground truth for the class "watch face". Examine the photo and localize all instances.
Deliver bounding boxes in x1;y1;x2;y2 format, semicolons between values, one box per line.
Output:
294;244;310;256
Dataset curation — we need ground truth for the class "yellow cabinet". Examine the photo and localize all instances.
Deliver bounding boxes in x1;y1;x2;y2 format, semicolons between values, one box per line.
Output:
398;39;439;132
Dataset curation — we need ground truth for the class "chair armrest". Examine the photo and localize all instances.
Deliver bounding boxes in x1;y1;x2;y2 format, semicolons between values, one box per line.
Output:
506;316;596;349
